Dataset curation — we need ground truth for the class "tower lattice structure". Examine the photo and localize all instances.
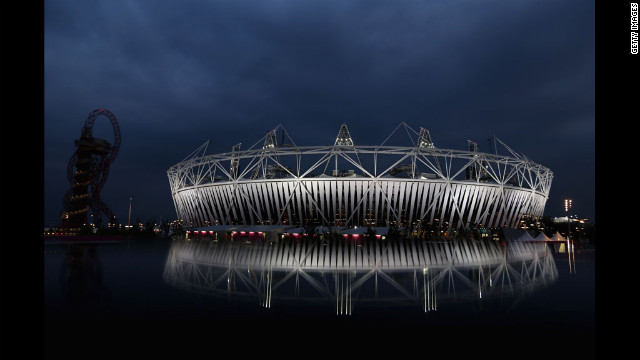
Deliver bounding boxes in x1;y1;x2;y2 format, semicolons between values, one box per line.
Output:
61;109;121;232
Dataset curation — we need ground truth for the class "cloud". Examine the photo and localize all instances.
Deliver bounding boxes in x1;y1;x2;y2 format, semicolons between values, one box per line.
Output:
44;0;596;224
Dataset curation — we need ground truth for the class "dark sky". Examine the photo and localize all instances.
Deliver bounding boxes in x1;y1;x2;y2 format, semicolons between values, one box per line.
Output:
44;0;595;227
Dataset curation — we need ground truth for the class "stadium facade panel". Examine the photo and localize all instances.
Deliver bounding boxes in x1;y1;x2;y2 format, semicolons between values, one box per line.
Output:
168;123;553;230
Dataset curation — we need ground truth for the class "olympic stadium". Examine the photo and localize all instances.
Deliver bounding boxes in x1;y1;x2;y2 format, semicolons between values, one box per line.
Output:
167;123;553;237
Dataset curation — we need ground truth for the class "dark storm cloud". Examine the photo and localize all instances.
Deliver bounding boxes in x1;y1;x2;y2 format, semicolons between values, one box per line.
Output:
44;0;595;226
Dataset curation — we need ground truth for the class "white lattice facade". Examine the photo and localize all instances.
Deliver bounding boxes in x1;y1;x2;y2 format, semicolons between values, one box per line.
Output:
168;124;552;230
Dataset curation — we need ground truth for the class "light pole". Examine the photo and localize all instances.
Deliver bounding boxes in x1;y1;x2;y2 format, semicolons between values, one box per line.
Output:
128;197;132;228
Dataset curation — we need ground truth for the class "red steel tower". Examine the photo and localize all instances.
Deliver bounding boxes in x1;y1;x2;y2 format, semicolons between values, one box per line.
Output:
61;109;121;232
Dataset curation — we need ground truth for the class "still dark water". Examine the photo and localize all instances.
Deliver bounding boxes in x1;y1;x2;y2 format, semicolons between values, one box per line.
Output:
44;237;595;359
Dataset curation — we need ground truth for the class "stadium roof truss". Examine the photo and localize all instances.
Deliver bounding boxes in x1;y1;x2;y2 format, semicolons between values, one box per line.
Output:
167;123;553;230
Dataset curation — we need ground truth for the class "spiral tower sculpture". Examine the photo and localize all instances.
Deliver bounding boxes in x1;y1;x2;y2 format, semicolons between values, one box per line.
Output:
61;109;121;231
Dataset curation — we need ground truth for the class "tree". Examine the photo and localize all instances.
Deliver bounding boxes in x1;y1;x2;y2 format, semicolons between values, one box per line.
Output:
79;224;94;236
160;219;171;237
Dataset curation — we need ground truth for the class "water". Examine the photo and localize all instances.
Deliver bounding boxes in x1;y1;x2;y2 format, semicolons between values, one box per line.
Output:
44;237;595;359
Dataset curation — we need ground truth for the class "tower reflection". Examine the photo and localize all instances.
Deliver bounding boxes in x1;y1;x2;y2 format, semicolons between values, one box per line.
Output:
162;238;558;315
59;244;110;313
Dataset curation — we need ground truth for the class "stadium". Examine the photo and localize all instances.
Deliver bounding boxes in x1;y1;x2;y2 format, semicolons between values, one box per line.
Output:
167;123;553;238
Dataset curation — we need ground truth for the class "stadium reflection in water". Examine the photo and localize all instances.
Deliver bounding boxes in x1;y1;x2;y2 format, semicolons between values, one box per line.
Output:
162;237;558;315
